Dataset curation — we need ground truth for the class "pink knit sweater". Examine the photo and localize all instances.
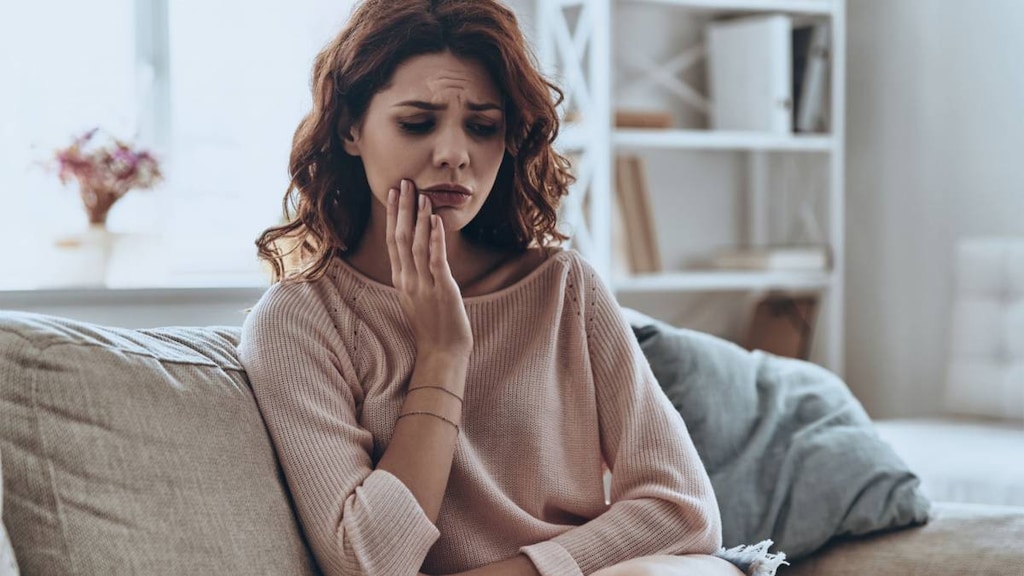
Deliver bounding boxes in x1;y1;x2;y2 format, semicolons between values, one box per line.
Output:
238;248;722;576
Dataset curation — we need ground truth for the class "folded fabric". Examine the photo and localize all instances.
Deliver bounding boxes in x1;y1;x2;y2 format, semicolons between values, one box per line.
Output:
625;308;931;560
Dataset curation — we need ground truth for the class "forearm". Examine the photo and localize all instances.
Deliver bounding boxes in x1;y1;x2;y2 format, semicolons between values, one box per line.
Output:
376;351;468;523
441;554;541;576
591;554;743;576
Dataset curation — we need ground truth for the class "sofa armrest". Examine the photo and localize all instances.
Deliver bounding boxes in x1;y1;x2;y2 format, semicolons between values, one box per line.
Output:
784;502;1024;576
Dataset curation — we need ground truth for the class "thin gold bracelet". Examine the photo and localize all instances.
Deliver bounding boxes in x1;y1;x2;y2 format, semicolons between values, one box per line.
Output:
408;385;464;404
397;411;460;432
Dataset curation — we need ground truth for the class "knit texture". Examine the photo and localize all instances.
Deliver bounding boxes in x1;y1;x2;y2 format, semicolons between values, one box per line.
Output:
238;248;722;576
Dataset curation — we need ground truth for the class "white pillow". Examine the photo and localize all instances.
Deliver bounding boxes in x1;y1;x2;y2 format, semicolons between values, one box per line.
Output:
1;449;22;576
944;238;1024;421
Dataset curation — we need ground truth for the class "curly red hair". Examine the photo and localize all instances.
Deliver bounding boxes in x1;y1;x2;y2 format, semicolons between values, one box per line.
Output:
256;0;575;284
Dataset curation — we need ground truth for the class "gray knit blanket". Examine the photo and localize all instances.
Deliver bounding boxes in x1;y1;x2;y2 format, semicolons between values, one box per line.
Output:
626;308;930;574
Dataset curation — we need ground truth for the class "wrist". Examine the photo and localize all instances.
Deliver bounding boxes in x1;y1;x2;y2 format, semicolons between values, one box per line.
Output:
412;350;470;395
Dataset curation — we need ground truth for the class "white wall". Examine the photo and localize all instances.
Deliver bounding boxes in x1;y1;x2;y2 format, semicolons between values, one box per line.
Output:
845;0;1024;418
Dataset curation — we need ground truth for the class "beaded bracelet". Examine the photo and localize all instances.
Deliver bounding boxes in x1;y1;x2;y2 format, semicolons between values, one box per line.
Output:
397;411;460;432
408;385;464;404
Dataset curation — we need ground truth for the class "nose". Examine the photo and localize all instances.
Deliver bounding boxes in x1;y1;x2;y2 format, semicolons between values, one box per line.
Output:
432;124;470;171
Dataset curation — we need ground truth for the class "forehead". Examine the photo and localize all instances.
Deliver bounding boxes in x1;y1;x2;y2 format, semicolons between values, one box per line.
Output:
378;51;502;106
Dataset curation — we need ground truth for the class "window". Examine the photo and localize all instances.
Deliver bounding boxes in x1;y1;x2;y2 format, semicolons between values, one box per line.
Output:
0;0;353;289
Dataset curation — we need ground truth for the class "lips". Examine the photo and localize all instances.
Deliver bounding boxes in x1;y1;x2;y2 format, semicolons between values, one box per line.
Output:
420;183;472;208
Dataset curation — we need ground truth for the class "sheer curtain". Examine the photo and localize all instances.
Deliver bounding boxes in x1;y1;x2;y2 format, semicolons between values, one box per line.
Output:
0;0;352;289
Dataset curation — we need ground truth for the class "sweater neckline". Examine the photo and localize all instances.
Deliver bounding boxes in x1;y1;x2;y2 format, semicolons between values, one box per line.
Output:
331;247;572;306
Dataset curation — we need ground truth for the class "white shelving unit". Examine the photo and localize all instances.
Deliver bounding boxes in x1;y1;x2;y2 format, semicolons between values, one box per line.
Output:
537;0;846;376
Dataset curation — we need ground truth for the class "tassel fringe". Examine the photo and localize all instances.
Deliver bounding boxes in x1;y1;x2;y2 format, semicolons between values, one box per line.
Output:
714;539;789;576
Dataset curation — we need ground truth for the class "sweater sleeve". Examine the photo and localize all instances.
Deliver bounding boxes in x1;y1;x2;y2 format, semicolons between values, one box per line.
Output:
519;259;723;576
238;282;439;576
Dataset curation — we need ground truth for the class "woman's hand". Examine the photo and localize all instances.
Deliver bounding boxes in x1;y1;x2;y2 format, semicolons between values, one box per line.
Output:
387;178;473;359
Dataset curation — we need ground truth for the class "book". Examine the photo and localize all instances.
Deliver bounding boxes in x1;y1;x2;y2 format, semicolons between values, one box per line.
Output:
791;24;813;132
615;109;674;129
614;155;662;274
711;246;829;271
609;188;631;279
796;22;830;133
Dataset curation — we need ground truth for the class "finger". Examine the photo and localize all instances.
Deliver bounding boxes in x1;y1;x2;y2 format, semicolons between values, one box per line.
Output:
395;179;416;288
385;187;401;286
430;214;456;289
413;194;433;287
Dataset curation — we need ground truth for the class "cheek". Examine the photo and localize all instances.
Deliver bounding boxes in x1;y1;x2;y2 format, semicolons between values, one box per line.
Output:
360;134;414;196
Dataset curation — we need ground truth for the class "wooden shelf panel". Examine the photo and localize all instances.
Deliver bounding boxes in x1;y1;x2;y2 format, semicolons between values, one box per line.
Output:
620;0;835;15
612;270;832;292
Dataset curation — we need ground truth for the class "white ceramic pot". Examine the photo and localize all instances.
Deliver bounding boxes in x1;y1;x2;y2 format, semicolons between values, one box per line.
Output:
44;224;117;288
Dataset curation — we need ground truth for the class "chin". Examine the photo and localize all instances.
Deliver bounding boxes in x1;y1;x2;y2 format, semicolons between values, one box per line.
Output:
438;213;469;234
436;206;478;226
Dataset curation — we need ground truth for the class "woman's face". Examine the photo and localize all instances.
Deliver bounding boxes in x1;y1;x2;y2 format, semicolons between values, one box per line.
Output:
343;50;507;233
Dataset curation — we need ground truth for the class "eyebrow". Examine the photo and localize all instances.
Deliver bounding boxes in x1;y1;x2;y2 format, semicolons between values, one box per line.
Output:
393;100;503;112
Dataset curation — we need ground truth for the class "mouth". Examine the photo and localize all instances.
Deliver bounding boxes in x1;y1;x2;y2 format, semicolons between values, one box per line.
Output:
420;183;472;208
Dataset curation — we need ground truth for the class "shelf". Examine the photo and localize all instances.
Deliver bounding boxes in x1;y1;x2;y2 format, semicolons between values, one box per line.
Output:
611;269;832;292
557;125;833;152
0;285;268;308
614;129;833;151
619;0;835;15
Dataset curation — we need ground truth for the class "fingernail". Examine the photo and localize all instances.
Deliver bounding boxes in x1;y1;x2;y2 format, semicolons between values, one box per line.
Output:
419;195;425;210
401;179;408;195
388;188;396;204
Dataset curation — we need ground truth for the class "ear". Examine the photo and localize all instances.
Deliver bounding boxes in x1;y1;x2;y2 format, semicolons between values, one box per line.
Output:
340;119;362;157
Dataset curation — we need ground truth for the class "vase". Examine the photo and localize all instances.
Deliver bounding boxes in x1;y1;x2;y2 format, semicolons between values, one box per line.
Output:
76;180;122;227
44;224;117;288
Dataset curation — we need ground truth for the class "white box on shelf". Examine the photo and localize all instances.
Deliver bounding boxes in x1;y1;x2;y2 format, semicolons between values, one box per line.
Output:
707;14;793;134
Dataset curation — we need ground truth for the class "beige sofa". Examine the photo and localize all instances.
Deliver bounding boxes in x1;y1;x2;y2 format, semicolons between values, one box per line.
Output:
2;310;1022;575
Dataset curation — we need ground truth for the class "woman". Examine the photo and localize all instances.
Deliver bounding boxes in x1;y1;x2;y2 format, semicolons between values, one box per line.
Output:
239;1;748;574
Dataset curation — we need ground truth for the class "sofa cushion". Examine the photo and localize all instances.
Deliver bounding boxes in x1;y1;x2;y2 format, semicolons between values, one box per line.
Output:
0;311;316;575
623;308;930;561
784;502;1024;576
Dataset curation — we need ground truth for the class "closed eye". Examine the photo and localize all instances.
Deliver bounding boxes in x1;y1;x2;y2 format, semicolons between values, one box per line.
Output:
398;120;501;138
399;120;434;134
468;123;499;137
